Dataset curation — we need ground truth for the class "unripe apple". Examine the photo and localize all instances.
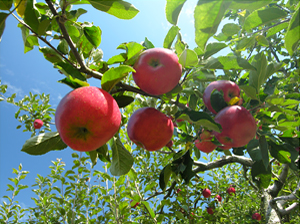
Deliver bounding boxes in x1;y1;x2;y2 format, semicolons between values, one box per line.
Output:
202;188;211;198
252;212;261;221
203;80;242;114
55;86;121;152
215;194;222;202
33;119;43;129
195;130;217;153
227;187;236;196
207;207;214;215
133;48;182;95
212;106;257;148
127;107;174;151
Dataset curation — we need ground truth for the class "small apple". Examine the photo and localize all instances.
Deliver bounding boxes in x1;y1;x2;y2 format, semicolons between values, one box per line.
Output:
252;212;261;221
33;119;43;129
176;189;182;194
212;106;257;148
133;48;182;95
227;187;236;196
202;188;211;198
55;86;121;152
127;107;174;151
207;207;214;215
130;200;140;208
215;194;222;202
203;80;242;114
195;130;217;153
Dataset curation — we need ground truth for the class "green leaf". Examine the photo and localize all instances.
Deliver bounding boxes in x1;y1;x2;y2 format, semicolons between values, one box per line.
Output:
229;0;272;10
58;76;89;89
269;141;292;164
110;136;134;176
23;0;40;33
284;3;300;56
204;42;227;59
21;132;68;155
222;23;240;36
163;25;180;49
141;201;155;219
97;144;111;163
264;77;282;95
159;164;173;191
259;136;269;170
57;39;69;55
39;47;63;63
18;23;39;53
240;85;258;99
251;160;271;188
107;53;126;65
88;0;139;20
0;13;7;41
88;150;98;167
165;0;186;25
101;65;135;92
204;56;256;70
266;22;288;38
113;95;134;108
0;0;13;10
255;35;269;46
83;25;102;48
236;35;256;50
247;139;262;162
55;61;86;81
126;42;144;61
143;37;155;49
37;17;51;36
179;49;198;67
249;52;268;93
194;0;231;51
210;89;228;113
243;7;287;31
172;150;195;183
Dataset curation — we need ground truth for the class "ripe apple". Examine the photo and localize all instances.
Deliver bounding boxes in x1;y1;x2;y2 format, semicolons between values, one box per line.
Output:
227;187;236;196
33;119;43;129
130;200;140;208
203;80;242;114
212;105;257;148
207;207;214;215
132;48;182;96
215;194;222;202
195;130;217;153
55;86;121;152
127;107;174;151
176;189;182;194
252;213;261;221
202;188;211;198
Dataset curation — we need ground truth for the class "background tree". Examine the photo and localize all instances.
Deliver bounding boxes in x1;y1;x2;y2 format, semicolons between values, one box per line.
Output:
0;0;299;223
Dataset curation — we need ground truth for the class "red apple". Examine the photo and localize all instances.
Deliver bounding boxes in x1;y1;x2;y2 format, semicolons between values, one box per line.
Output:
203;80;242;114
212;106;257;148
202;188;211;198
195;130;217;153
207;207;214;215
133;48;182;96
252;212;261;221
127;107;174;151
227;187;236;196
176;189;182;194
33;119;43;129
215;195;222;202
130;200;140;208
55;86;121;152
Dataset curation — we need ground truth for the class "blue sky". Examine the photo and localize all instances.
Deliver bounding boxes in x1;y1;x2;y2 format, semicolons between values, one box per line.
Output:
0;0;203;212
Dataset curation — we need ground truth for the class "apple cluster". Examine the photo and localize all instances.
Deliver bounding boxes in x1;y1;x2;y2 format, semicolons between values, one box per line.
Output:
196;80;257;153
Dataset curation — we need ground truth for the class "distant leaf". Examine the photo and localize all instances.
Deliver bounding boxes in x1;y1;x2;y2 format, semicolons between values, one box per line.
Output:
23;0;40;33
159;164;173;191
141;201;155;219
110;136;134;176
284;3;300;56
0;13;9;42
251;160;271;188
165;0;187;25
163;25;180;49
240;85;258;99
204;56;256;70
0;0;13;10
204;42;227;59
83;25;102;48
88;0;139;20
255;35;269;46
194;0;231;51
179;49;198;67
101;65;135;92
58;76;89;89
222;23;240;36
55;61;86;81
21;132;67;155
229;0;272;10
113;95;134;108
210;89;228;113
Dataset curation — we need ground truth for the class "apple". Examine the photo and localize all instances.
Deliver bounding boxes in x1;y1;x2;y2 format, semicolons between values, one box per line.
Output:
252;213;261;221
55;86;121;152
203;80;242;114
33;119;43;129
130;200;140;208
207;207;214;215
215;194;222;202
212;105;257;148
176;189;182;194
227;187;236;196
202;188;211;198
195;130;217;153
127;107;174;151
132;48;182;96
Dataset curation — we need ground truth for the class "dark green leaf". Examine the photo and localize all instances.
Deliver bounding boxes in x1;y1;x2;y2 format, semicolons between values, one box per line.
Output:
249;52;268;93
251;160;271;188
88;0;139;20
0;12;8;42
236;35;256;50
163;25;180;49
204;42;227;59
39;47;63;63
58;77;89;89
222;23;240;36
204;56;256;70
194;0;231;51
24;0;40;33
210;89;228;113
88;150;98;167
55;61;86;81
247;139;262;161
57;39;69;55
141;201;155;219
97;144;111;163
110;136;134;176
165;0;186;25
101;65;135;92
0;0;13;10
18;23;38;53
159;164;173;191
264;76;281;95
113;95;134;108
269;141;293;164
243;7;287;31
188;94;198;110
21;132;68;155
285;4;300;56
179;49;198;67
83;25;102;48
259;136;269;169
37;17;51;36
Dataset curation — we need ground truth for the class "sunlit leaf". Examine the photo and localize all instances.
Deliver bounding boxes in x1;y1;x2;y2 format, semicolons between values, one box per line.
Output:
165;0;187;25
163;25;180;49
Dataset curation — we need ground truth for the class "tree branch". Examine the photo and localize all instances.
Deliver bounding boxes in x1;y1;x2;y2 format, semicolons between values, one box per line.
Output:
269;164;289;197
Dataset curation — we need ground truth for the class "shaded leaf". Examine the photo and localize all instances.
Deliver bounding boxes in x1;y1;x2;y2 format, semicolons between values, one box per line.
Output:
113;95;134;108
259;136;269;169
97;144;111;163
159;164;173;191
0;0;13;10
165;0;187;25
210;89;228;113
251;160;271;188
236;35;256;50
24;0;40;33
247;139;262;162
222;23;240;36
0;12;8;42
55;61;86;81
269;141;292;164
240;85;258;99
83;25;102;48
57;39;69;55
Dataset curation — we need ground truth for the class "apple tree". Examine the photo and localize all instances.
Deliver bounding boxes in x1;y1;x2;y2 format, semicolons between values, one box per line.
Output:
0;0;299;223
